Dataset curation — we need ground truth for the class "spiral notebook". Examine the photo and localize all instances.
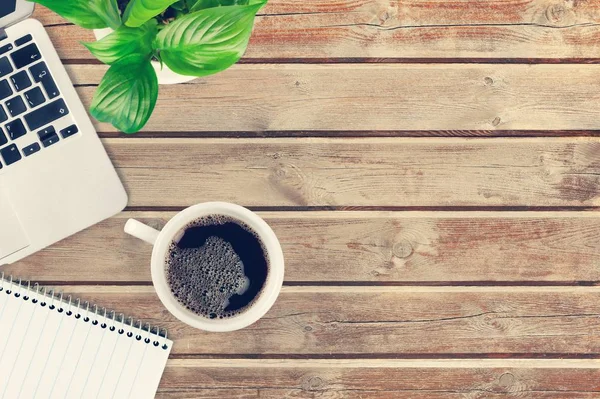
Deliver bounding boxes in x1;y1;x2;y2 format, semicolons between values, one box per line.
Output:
0;274;173;399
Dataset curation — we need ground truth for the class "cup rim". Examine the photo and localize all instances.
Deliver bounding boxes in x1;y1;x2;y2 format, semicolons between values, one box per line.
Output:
150;202;284;332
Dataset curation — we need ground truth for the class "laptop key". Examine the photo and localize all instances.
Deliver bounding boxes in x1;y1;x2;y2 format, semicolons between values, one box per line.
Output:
0;44;13;55
0;128;7;146
11;71;32;92
10;43;41;69
41;75;59;99
41;134;59;148
0;57;13;78
29;62;47;82
30;62;60;98
24;87;45;108
15;35;33;47
60;124;79;139
29;62;49;82
0;79;13;100
0;105;7;123
38;126;55;139
6;96;27;117
23;142;40;156
1;144;22;166
39;127;59;148
24;99;69;131
6;119;27;140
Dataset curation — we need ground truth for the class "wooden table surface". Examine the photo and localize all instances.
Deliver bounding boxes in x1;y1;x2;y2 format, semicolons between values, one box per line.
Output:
8;1;600;397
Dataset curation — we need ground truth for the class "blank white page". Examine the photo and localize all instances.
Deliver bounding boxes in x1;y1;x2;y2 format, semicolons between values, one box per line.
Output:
0;277;173;399
18;303;65;399
111;332;149;398
48;315;93;399
0;291;24;359
32;308;79;398
1;300;52;398
78;321;120;397
96;328;134;399
0;296;39;396
0;288;9;315
64;317;108;399
130;337;172;398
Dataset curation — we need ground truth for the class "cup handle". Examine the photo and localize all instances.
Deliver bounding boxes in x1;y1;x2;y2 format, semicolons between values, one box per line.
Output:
124;219;160;245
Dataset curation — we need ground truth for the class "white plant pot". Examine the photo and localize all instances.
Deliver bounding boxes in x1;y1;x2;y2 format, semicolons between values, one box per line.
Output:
93;28;197;85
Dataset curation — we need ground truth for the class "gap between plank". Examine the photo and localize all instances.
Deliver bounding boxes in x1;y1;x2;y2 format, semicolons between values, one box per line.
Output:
169;353;600;360
97;130;600;138
33;286;600;293
164;358;600;368
124;206;600;212
30;281;600;287
62;58;600;65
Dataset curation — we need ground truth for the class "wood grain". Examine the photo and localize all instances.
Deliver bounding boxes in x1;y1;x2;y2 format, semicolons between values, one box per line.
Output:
52;286;600;356
34;0;600;61
157;391;599;398
64;64;600;132
28;0;600;393
96;138;600;207
157;359;600;398
7;212;600;283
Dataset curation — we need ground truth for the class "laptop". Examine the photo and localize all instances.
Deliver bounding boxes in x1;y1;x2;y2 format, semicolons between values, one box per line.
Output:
0;1;127;265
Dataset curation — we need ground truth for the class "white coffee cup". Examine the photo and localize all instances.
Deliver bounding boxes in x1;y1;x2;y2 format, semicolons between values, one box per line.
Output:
124;202;284;332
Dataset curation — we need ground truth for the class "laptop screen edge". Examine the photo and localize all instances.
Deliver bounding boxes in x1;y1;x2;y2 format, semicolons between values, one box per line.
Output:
0;0;35;30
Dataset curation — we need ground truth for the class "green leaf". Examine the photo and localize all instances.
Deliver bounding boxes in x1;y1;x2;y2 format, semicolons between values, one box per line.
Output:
124;0;179;27
90;55;158;134
190;0;249;12
154;2;266;77
90;0;122;29
83;20;158;65
29;0;122;29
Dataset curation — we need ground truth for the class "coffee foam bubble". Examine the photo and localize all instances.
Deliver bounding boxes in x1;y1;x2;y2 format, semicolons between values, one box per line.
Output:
167;235;251;319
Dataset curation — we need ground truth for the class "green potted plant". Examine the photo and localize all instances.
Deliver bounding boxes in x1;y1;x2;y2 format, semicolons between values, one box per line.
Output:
30;0;267;133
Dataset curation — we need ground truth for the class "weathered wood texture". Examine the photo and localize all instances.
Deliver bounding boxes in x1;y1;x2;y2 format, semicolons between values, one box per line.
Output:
156;359;600;398
27;0;600;394
64;64;600;132
95;138;600;207
54;286;600;356
7;212;600;283
157;391;599;399
35;1;600;61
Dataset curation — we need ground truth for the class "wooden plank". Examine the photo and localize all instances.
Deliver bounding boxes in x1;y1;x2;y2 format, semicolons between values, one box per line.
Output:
6;211;600;283
34;1;600;60
47;286;600;355
157;392;598;399
157;392;597;399
98;137;600;207
156;359;600;398
64;64;600;132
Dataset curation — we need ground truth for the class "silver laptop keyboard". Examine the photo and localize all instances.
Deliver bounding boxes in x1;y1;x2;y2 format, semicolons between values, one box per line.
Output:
0;34;78;170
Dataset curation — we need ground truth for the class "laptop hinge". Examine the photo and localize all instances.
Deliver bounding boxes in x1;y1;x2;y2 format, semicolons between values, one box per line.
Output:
0;29;6;42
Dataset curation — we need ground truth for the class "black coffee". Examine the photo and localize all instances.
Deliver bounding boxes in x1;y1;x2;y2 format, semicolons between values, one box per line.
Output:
165;215;269;319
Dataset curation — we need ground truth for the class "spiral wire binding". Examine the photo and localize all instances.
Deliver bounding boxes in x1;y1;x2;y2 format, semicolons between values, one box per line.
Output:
0;274;169;350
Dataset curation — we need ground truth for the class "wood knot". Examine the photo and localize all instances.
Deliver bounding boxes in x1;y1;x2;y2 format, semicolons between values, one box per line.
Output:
481;315;512;332
484;77;494;86
302;376;325;391
304;325;313;332
295;81;301;87
499;372;516;387
492;117;501;127
546;4;566;23
393;240;413;259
